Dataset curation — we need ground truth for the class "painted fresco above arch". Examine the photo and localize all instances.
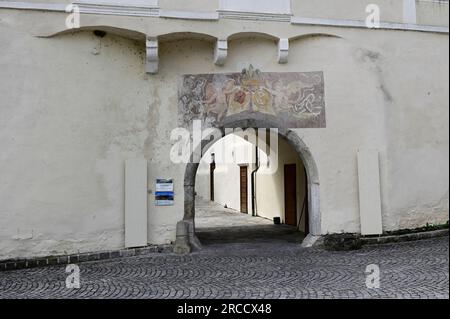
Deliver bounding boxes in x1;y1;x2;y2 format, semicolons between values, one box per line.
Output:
178;65;326;129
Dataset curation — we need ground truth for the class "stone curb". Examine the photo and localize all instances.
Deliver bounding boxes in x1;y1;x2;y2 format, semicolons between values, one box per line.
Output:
0;245;173;272
361;229;449;246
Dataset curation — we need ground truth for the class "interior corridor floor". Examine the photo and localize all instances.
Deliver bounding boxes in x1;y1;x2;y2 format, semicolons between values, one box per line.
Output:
195;198;305;247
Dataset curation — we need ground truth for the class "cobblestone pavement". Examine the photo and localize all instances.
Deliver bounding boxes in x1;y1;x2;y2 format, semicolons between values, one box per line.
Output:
0;201;448;299
0;237;448;299
195;199;305;245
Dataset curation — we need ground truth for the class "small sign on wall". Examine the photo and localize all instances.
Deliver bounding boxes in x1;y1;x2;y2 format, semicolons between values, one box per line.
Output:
155;179;174;206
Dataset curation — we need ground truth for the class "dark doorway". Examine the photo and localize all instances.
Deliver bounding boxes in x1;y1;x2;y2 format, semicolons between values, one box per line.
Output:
284;164;297;226
304;167;309;235
239;165;248;214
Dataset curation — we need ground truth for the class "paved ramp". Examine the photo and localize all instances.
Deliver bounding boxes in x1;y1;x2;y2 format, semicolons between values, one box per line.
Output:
195;199;305;246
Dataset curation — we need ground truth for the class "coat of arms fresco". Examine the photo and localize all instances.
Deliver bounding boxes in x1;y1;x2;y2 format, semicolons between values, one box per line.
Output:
178;66;326;128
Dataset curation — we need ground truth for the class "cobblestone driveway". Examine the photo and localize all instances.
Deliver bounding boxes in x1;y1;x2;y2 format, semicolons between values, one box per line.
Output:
1;201;448;299
0;236;448;299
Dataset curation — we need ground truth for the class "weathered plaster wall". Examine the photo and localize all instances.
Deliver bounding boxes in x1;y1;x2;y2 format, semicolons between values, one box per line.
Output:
377;30;449;230
0;29;151;259
0;4;448;259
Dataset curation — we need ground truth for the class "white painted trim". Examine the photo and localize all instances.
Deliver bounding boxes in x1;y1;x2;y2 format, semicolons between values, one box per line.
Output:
77;0;158;6
0;1;160;16
403;0;417;24
0;1;448;34
0;1;66;11
219;0;291;15
74;1;159;17
0;1;288;21
417;0;449;5
218;10;291;22
291;16;449;34
292;17;368;28
159;9;218;21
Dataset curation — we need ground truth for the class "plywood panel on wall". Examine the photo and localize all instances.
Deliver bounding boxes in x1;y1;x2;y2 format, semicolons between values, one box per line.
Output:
357;150;383;235
125;159;148;248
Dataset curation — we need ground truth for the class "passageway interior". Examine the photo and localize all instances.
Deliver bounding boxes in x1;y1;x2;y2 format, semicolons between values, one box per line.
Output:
194;132;308;247
195;199;304;246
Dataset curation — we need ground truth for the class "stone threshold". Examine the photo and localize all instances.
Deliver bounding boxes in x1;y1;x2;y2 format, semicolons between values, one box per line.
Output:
361;229;449;245
0;244;173;272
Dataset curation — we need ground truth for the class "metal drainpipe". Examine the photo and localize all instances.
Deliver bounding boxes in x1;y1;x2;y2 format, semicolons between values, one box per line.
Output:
251;146;260;217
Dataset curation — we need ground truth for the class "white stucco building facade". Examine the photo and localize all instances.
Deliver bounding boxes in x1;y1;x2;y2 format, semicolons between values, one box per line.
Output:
0;0;448;260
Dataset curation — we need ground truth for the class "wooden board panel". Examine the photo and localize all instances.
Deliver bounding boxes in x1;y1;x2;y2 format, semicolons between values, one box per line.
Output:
240;166;248;214
125;159;148;248
357;149;383;235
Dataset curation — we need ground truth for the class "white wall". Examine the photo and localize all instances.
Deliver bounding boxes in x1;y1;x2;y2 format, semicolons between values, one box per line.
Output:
213;163;241;211
196;134;254;212
195;166;210;201
0;31;152;259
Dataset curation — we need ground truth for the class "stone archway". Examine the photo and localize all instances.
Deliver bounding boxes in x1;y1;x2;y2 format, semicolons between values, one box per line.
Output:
174;121;321;254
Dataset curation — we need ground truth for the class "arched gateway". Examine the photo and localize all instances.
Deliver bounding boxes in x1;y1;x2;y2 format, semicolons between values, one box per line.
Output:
174;120;321;254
